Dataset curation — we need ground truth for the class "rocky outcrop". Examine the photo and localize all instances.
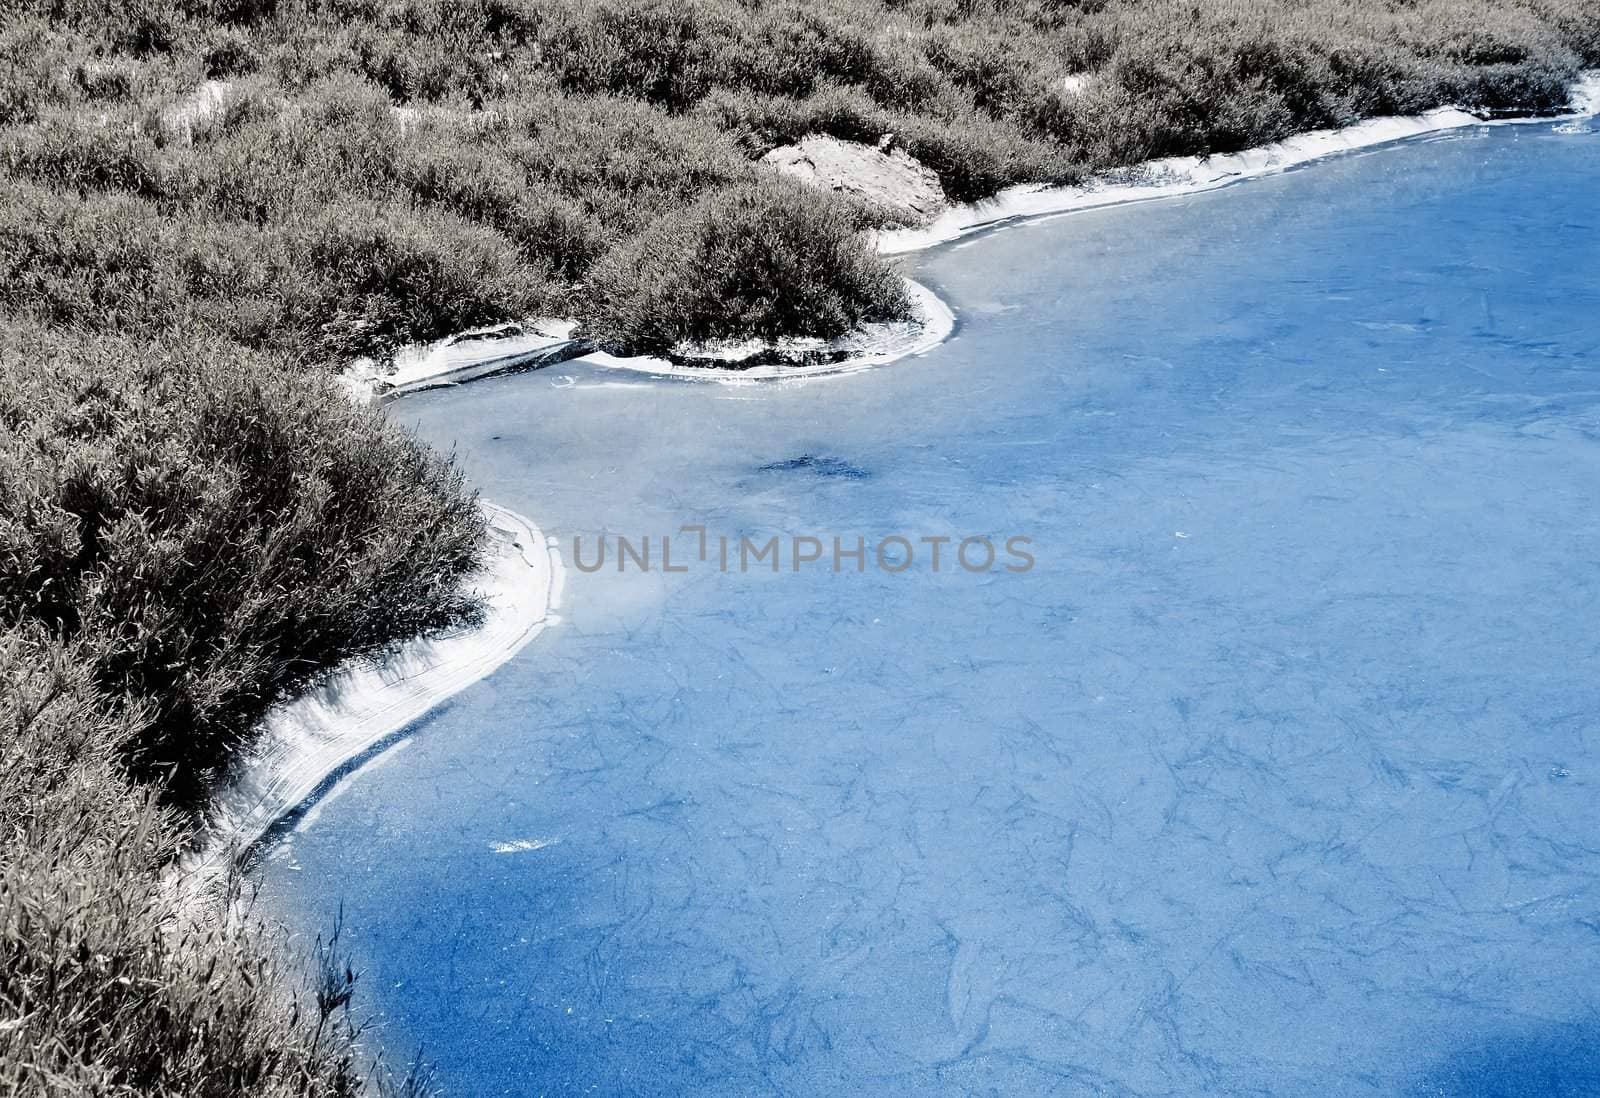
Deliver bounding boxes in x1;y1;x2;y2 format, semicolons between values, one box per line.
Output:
761;134;947;226
161;79;230;144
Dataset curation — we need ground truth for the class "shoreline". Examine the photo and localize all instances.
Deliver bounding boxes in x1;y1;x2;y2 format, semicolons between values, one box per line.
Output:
357;277;956;401
345;70;1597;398
581;278;954;382
177;502;564;897
878;72;1598;254
202;71;1599;889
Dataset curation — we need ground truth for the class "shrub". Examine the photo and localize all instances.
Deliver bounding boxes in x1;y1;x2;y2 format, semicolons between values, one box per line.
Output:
0;326;487;799
582;178;910;352
8;0;1593;355
923;27;1045;115
0;22;85;124
538;0;729;111
0;186;187;332
698;84;1074;200
398;143;601;277
1;112;166;197
0;628;379;1097
504;92;752;234
288;203;552;359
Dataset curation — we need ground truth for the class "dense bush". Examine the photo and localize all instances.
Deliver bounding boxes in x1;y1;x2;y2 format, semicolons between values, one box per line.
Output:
0;324;486;1089
7;0;1596;360
0;183;548;361
583;178;909;351
0;327;487;800
0;629;418;1097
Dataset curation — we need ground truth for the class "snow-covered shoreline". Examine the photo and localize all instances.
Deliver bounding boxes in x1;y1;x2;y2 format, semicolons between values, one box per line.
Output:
198;72;1597;890
343;70;1598;399
341;276;954;401
582;278;954;382
880;72;1599;254
176;502;564;897
343;319;588;403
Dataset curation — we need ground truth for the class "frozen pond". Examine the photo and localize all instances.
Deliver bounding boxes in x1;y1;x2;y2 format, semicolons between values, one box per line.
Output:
259;121;1600;1095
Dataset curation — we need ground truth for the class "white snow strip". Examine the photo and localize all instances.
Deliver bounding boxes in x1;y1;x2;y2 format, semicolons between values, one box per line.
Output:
878;72;1600;255
580;278;953;382
289;739;413;834
341;319;582;404
174;502;563;901
340;70;1596;398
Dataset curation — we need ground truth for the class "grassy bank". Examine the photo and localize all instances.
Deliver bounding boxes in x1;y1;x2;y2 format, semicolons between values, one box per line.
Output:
0;326;481;1094
4;0;1598;356
2;0;1598;1093
1;631;389;1097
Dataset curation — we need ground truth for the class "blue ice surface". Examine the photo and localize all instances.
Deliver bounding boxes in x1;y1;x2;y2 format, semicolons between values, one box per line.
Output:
257;122;1600;1096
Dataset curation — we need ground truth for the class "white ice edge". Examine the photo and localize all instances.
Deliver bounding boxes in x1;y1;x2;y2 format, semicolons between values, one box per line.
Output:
195;73;1594;893
341;70;1597;400
580;278;953;382
174;501;563;900
340;318;581;403
881;72;1600;254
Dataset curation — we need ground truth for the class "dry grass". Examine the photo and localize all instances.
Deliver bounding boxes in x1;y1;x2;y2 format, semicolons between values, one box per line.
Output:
5;0;1594;352
0;328;483;1095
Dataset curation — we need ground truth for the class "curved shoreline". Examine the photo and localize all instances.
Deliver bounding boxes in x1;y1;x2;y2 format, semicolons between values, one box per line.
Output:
357;277;955;401
877;74;1598;254
581;278;954;382
177;502;564;897
345;71;1597;399
199;71;1599;893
